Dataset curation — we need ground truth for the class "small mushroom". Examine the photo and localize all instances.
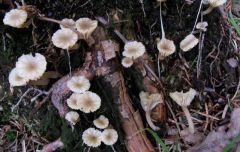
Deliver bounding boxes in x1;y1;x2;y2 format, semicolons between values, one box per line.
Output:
157;38;176;60
101;129;118;146
121;57;133;68
203;0;227;15
67;76;90;93
169;88;197;134
196;21;208;32
60;18;76;29
180;34;199;52
8;68;29;87
75;18;98;39
67;93;82;110
82;128;102;147
3;9;28;28
65;111;80;131
140;91;163;130
93;115;109;129
122;41;146;59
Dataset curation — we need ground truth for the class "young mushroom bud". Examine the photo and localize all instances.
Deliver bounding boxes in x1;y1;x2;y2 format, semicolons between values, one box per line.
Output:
140;91;163;131
76;18;98;39
3;9;28;28
180;34;199;52
122;41;146;59
169;88;197;134
203;0;227;15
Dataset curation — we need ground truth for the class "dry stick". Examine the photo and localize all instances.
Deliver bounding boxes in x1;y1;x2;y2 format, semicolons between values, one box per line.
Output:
139;0;146;17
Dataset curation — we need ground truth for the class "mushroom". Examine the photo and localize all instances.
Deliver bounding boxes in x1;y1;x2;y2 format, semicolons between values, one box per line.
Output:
15;53;47;80
60;18;76;29
93;115;109;129
121;57;133;68
67;76;90;93
51;28;78;50
196;21;208;32
122;41;146;59
169;88;197;134
82;128;102;147
8;68;29;87
203;0;227;15
67;93;82;110
3;9;28;28
180;34;199;52
75;18;98;39
76;91;101;113
65;111;80;131
157;0;176;60
101;129;118;146
139;91;163;130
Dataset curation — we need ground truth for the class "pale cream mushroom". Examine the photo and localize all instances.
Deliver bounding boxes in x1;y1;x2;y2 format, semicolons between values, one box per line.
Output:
93;115;109;129
122;41;146;59
3;9;28;28
60;18;76;29
8;68;29;87
180;34;199;52
140;91;163;130
157;38;176;59
101;129;118;145
67;76;90;93
77;91;101;113
67;93;82;110
75;18;98;39
15;53;47;80
196;21;208;32
203;0;227;15
65;111;80;126
169;88;197;133
82;128;102;147
121;57;133;68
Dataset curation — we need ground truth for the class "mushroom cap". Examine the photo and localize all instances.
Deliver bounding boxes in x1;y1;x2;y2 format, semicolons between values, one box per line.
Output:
3;9;28;28
76;91;101;113
196;22;208;32
140;91;163;111
169;88;197;106
67;76;90;93
67;93;82;110
16;53;47;80
60;18;76;29
76;18;98;39
180;34;199;52
122;41;146;59
51;28;78;49
65;111;80;125
157;38;176;58
121;57;133;68
82;128;102;147
101;129;118;145
208;0;227;7
93;115;109;129
8;68;29;87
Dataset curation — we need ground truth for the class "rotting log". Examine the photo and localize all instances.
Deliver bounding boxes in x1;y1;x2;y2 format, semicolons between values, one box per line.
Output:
49;27;155;152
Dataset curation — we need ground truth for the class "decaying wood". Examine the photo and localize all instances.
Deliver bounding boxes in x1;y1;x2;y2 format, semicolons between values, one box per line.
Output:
41;138;64;152
187;108;240;152
50;28;155;151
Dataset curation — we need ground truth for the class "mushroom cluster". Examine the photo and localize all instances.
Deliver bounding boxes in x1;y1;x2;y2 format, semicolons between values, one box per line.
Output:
121;41;146;68
8;53;47;87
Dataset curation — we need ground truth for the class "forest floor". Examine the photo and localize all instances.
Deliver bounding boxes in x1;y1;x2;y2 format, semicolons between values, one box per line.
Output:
0;0;240;152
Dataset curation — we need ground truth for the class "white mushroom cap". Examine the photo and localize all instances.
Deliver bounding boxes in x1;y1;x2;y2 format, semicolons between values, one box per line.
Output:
93;115;109;129
121;57;133;68
76;18;98;39
196;22;208;32
8;68;29;87
3;9;28;28
65;111;80;125
157;38;176;59
139;91;163;111
180;34;199;52
207;0;227;7
101;129;118;145
122;41;146;59
60;18;76;29
82;128;102;147
16;53;47;80
67;76;90;93
77;91;101;113
67;93;82;110
169;88;197;106
51;28;78;49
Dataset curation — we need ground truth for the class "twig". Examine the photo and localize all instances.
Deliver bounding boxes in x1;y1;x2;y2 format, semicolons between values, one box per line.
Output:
79;0;92;7
139;0;146;17
191;0;203;34
190;109;220;120
231;76;240;101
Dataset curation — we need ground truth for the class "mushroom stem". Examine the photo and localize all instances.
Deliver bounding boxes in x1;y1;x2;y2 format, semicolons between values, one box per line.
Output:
181;106;194;134
65;49;72;76
159;2;165;39
202;7;214;15
145;110;160;131
191;0;204;34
